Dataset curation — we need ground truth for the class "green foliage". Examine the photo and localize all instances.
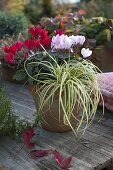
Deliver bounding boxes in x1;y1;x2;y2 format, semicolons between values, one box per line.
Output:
0;88;32;137
0;11;28;39
24;0;53;25
40;12;113;46
79;18;113;45
6;0;25;13
14;51;49;82
40;12;83;34
13;69;27;81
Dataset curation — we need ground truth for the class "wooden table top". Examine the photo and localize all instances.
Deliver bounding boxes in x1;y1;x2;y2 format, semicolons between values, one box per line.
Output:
0;81;113;170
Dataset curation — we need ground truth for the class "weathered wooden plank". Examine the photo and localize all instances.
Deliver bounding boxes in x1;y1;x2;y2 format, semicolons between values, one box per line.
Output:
35;128;112;170
11;101;35;120
1;80;113;170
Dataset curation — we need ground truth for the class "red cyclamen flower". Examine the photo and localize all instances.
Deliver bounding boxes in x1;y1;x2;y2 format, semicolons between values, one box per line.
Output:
54;29;65;35
44;36;51;47
4;45;17;55
24;39;35;50
39;29;48;39
4;46;10;53
39;36;51;48
29;26;49;39
5;53;15;64
29;26;42;38
9;45;17;55
15;41;23;51
24;52;29;58
35;40;41;49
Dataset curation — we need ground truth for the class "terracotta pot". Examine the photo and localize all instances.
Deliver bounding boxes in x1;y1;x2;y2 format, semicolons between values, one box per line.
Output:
29;85;80;133
2;67;25;84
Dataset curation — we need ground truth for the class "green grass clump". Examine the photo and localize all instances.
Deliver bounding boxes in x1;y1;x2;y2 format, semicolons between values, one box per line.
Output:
24;51;102;134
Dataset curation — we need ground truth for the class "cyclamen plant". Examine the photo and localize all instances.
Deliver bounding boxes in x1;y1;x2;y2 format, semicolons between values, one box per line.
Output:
1;26;93;82
51;34;92;58
3;27;51;65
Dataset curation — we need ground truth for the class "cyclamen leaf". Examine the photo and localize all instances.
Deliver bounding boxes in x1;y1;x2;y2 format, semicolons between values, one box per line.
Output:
30;149;51;159
22;127;35;148
53;151;72;169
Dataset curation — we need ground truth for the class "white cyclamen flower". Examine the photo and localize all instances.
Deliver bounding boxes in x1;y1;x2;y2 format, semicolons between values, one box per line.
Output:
51;34;86;51
81;48;92;58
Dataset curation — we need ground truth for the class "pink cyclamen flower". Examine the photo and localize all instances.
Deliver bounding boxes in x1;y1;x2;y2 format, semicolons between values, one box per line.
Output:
51;34;86;51
51;34;72;50
70;35;86;45
81;48;92;58
54;29;65;35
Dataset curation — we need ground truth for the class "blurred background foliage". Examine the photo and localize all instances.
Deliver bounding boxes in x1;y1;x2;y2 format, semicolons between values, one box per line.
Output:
0;0;113;35
0;0;113;72
0;0;113;25
79;0;113;18
0;11;28;38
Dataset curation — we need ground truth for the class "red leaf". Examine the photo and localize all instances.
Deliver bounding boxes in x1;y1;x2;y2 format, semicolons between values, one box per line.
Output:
53;150;63;165
60;156;72;169
53;151;72;169
30;149;51;159
22;127;35;148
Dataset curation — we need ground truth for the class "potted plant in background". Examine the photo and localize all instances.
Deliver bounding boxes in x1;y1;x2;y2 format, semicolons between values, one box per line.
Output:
23;28;102;134
79;17;113;72
40;13;113;72
0;27;51;83
0;11;28;83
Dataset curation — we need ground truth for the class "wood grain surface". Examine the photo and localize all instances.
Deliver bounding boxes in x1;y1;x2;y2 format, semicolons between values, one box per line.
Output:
0;81;113;170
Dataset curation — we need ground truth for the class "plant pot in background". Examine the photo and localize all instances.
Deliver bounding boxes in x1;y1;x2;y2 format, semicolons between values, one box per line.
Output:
90;46;113;72
2;66;25;84
29;85;80;133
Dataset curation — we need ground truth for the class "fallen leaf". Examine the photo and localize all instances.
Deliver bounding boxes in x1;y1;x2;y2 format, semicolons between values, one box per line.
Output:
60;156;72;169
53;150;63;164
30;149;51;159
53;150;72;169
22;127;35;148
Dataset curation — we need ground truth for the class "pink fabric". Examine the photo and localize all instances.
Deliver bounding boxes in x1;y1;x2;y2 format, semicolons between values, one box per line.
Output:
97;72;113;111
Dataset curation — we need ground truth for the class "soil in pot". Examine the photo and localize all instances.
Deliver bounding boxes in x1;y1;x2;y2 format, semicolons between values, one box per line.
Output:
29;85;80;133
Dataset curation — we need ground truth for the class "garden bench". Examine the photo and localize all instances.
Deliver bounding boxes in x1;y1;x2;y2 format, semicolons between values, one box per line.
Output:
0;80;113;170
